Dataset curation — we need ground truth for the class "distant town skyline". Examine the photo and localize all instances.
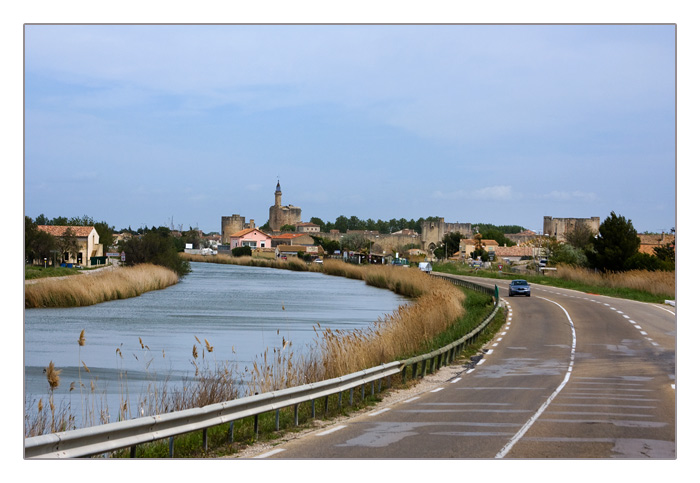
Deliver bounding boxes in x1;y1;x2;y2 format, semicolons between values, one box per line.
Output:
24;24;676;235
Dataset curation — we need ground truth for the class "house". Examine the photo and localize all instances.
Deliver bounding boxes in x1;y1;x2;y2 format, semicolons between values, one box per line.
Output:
295;222;320;233
459;238;499;259
229;228;272;249
37;225;104;267
494;245;535;262
278;245;323;259
270;233;316;247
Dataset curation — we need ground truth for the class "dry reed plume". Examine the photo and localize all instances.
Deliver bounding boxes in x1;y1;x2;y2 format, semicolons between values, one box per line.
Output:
25;264;180;308
553;264;675;298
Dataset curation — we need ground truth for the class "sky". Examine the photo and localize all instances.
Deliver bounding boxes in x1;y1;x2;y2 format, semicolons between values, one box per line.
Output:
23;24;676;235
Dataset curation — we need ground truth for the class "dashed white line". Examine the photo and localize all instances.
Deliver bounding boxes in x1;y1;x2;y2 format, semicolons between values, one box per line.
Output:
255;448;286;458
431;387;445;393
369;408;391;416
316;425;347;436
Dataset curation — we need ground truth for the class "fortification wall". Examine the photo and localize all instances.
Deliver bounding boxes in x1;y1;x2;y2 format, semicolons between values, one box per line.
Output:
543;216;600;241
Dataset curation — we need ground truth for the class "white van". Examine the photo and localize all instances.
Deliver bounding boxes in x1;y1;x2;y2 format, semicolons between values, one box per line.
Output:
418;262;432;274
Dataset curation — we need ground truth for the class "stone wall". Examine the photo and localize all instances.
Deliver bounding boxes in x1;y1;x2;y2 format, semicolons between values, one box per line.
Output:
543;216;600;242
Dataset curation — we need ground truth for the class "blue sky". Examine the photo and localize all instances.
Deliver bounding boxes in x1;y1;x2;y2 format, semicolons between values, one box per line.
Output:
24;24;676;234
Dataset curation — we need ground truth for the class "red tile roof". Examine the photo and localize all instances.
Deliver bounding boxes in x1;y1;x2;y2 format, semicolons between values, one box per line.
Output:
37;225;96;237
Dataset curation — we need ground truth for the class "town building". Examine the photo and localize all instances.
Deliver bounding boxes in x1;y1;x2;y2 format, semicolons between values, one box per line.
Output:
37;225;104;267
228;228;272;249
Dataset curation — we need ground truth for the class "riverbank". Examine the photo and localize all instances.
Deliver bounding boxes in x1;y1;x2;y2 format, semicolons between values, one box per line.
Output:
24;263;180;308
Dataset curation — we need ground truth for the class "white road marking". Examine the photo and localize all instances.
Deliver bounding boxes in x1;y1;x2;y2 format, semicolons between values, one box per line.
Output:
403;396;421;403
316;425;347;436
369;408;391;416
431;387;445;393
451;378;462;384
255;448;286;458
496;297;576;459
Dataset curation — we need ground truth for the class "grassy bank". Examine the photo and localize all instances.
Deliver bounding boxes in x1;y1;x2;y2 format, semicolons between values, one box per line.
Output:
25;264;180;308
433;262;675;303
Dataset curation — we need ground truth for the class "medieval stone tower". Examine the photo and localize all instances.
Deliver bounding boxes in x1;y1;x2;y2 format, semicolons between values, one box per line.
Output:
268;181;302;231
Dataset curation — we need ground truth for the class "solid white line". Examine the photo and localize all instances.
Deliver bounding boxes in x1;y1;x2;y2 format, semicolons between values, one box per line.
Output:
495;296;576;459
254;448;286;458
316;425;347;436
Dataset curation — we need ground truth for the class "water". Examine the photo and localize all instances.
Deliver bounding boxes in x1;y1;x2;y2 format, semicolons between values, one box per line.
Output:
24;262;406;426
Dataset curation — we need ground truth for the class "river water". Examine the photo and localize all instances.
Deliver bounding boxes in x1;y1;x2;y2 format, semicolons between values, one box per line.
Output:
24;262;406;427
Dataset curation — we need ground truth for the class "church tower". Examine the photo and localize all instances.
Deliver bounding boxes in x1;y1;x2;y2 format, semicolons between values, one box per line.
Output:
275;181;282;207
269;180;302;232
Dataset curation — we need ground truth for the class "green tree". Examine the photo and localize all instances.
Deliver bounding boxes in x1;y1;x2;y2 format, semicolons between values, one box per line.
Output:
119;226;191;276
586;212;640;272
280;224;296;232
564;224;594;250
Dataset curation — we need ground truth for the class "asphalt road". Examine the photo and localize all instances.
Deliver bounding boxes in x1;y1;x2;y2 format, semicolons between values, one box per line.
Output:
251;275;676;459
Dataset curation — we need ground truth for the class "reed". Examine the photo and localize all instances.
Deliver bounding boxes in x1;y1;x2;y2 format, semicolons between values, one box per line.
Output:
553;265;676;298
25;264;180;308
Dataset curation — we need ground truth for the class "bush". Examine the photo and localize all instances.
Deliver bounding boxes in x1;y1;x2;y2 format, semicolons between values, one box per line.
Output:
624;252;674;272
232;246;252;257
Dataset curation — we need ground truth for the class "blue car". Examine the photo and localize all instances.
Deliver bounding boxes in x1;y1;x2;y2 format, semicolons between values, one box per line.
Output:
509;279;531;297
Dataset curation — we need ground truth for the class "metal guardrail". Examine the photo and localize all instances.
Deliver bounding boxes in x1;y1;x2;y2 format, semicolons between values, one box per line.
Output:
25;273;503;459
25;362;402;459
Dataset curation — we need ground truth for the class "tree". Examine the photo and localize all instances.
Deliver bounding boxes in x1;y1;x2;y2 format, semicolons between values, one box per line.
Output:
56;227;80;263
586;212;640;272
280;224;296;232
119;226;190;276
564;224;594;250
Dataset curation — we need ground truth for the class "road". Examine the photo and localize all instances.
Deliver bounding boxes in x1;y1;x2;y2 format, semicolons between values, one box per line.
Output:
250;275;676;459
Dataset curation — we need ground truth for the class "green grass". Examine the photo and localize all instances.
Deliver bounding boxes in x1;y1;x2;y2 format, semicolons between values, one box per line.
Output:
25;265;82;280
432;263;671;304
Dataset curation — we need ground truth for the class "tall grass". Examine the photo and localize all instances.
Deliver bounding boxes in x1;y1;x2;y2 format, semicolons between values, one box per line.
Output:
553;265;675;298
25;264;180;308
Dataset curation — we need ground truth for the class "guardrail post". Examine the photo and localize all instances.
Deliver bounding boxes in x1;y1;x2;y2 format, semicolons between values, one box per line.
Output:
338;390;343;409
275;410;280;430
228;421;234;443
130;445;136;458
254;414;259;440
412;362;418;379
203;428;208;451
325;395;330;414
169;437;175;457
294;404;299;426
349;387;354;406
361;383;365;400
311;399;316;419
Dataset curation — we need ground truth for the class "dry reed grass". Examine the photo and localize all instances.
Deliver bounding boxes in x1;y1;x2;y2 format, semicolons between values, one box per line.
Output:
553;265;675;298
25;264;180;308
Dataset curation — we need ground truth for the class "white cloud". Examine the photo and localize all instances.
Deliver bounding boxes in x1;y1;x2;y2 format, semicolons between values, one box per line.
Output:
541;190;597;202
433;185;514;201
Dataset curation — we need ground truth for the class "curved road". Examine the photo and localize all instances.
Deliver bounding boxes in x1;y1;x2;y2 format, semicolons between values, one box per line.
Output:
252;275;676;459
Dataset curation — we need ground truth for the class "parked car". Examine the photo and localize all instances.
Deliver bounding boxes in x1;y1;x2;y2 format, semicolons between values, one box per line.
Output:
509;279;531;297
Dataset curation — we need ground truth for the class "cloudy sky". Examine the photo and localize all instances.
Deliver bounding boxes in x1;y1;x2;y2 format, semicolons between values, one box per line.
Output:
24;23;676;234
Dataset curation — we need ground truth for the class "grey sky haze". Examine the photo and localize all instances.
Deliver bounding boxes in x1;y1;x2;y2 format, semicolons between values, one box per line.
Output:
24;24;676;234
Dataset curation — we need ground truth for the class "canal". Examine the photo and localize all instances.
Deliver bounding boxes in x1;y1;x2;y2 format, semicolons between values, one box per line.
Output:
24;261;407;428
